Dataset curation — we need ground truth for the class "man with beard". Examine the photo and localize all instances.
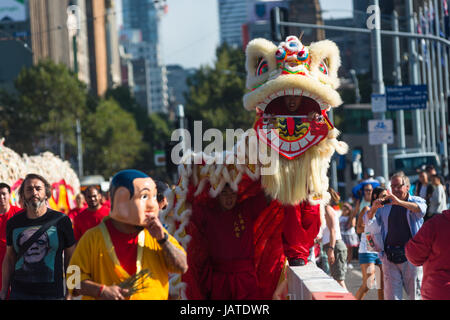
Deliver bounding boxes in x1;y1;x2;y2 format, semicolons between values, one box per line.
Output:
0;183;23;292
72;186;109;241
0;174;76;300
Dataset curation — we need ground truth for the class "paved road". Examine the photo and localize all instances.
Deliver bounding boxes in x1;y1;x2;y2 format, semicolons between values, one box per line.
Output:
344;259;380;300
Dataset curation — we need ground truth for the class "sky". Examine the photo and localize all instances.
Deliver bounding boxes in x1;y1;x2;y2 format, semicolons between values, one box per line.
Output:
117;0;353;69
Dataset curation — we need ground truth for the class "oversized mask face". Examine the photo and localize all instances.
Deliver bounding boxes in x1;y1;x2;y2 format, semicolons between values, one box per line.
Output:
244;35;342;160
110;177;159;227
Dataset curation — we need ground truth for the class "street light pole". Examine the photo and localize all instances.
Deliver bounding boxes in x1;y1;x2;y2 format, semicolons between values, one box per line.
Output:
370;0;389;182
434;0;449;176
392;11;406;154
406;0;423;151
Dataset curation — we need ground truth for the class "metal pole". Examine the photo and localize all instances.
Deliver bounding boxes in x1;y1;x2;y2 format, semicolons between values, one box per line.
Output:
371;0;389;181
76;119;83;178
418;11;432;152
406;0;422;150
429;2;442;159
349;69;361;104
392;11;406;154
434;0;449;176
415;13;428;152
427;46;438;154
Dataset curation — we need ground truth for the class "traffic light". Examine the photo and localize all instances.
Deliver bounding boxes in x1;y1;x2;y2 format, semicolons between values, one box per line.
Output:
270;7;289;42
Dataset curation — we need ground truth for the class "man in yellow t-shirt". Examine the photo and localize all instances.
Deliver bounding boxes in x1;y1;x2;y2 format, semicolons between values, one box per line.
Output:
68;169;187;300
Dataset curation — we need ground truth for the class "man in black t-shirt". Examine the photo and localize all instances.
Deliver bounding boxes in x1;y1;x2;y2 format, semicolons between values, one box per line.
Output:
0;173;76;300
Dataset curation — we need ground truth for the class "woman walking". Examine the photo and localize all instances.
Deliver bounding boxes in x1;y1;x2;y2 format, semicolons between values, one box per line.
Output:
355;186;386;300
339;202;359;269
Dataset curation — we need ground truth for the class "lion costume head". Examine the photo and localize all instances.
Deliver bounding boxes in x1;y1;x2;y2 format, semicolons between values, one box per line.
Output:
243;35;348;205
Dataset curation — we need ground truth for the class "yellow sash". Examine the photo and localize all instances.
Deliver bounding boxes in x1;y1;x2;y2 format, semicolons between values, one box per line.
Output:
99;219;145;280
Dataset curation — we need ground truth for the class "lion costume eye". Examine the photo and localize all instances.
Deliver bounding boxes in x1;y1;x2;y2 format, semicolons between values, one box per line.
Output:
297;47;309;61
275;47;286;61
318;58;329;75
256;58;269;76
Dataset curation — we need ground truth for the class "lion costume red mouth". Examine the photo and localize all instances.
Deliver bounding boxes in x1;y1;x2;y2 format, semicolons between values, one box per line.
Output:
254;92;333;160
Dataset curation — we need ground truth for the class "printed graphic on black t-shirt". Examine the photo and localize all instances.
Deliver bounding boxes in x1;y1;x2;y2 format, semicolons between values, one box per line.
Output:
12;225;58;283
6;209;75;297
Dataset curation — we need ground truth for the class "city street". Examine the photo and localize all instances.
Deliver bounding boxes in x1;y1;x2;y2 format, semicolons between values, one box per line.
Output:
345;259;379;300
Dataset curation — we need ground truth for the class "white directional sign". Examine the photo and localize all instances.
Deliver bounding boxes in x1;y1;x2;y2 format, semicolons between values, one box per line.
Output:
371;94;387;113
368;119;394;145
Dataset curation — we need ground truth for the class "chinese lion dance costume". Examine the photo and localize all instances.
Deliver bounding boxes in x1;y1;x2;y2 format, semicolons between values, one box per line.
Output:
163;35;348;300
0;138;80;211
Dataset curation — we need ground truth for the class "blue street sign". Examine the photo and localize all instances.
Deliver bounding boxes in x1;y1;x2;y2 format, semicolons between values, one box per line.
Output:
386;85;428;110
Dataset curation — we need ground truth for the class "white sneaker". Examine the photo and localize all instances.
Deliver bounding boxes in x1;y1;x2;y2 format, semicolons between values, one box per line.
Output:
347;263;354;270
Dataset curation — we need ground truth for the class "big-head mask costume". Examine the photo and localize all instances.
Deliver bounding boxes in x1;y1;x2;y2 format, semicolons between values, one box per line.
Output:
163;36;348;300
109;169;159;227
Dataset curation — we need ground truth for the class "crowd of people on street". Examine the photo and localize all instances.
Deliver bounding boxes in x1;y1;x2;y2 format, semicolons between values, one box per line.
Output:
1;165;449;300
313;167;450;300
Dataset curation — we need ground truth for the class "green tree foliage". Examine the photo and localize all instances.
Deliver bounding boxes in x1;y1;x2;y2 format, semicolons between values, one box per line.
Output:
82;98;145;178
1;60;87;154
184;43;255;139
105;86;174;172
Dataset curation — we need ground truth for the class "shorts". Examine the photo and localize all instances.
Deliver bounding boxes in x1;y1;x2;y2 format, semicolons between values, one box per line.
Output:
359;252;382;265
324;239;347;281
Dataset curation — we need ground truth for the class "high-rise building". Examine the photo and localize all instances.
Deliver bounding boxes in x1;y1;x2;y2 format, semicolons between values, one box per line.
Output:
0;3;32;91
85;0;108;96
289;0;325;44
242;0;290;48
105;0;122;88
121;0;168;114
218;0;249;47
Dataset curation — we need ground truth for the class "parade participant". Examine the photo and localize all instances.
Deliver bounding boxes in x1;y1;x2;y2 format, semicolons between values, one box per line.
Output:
0;174;75;300
0;183;22;291
323;188;347;289
190;183;270;300
355;186;386;300
72;186;109;241
169;34;348;299
68;169;187;300
366;171;426;300
405;209;450;300
67;193;87;224
155;180;169;211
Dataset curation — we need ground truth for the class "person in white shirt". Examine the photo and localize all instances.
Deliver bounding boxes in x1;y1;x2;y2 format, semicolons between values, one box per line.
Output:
427;174;447;221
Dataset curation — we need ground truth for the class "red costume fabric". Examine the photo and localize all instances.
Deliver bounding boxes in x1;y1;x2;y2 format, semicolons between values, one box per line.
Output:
73;205;110;241
0;205;22;291
68;206;87;223
183;177;286;300
104;219;138;276
282;201;321;264
405;210;450;300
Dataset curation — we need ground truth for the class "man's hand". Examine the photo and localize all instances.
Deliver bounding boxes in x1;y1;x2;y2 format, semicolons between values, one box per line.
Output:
384;189;401;205
327;248;335;265
145;213;165;241
100;285;129;300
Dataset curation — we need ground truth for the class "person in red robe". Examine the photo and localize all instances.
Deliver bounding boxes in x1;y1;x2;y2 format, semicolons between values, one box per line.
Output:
68;193;87;224
187;182;271;300
282;201;322;266
0;182;23;291
72;186;109;241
